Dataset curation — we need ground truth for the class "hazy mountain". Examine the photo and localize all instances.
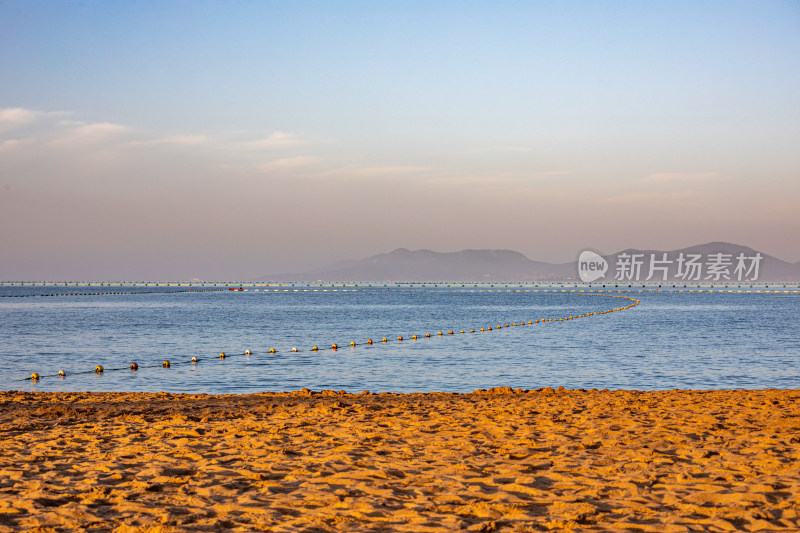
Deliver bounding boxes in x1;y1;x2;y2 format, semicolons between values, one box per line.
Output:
258;242;799;282
261;248;571;282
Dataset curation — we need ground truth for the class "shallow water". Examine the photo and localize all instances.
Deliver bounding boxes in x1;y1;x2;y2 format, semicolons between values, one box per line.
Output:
1;284;798;393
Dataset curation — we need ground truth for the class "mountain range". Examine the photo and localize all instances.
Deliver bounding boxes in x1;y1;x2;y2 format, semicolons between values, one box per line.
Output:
258;242;800;282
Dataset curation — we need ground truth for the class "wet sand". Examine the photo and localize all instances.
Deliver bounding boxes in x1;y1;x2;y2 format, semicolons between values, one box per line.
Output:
1;388;798;532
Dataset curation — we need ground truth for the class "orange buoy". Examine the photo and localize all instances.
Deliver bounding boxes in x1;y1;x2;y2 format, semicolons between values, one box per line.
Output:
130;362;139;370
367;339;373;345
331;343;338;350
162;361;170;368
397;336;403;341
425;333;431;338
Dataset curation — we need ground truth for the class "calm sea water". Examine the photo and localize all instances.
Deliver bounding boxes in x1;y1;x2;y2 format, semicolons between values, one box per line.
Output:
1;284;798;393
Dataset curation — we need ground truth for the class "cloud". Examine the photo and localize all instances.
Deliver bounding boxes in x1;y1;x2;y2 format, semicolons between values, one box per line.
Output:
598;190;699;204
239;132;301;150
319;164;431;179
69;122;129;139
130;134;212;148
638;172;721;184
0;139;24;153
0;107;70;135
478;145;532;154
257;156;317;172
429;170;570;189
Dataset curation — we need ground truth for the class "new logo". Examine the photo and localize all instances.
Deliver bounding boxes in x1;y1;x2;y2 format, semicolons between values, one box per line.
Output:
578;250;608;282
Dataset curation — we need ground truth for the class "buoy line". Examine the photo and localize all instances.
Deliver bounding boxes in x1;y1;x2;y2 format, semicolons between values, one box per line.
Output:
22;287;800;383
0;289;225;298
22;293;639;383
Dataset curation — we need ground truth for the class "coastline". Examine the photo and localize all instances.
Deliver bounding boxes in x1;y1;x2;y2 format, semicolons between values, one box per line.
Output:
2;388;798;531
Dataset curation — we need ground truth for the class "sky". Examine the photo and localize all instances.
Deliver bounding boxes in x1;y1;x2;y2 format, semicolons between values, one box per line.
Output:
1;1;799;280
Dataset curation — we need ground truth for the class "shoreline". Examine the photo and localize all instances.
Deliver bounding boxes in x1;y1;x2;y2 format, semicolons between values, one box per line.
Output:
2;388;799;531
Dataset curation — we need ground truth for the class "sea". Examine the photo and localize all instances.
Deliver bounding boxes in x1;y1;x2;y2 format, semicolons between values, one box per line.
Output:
1;282;799;394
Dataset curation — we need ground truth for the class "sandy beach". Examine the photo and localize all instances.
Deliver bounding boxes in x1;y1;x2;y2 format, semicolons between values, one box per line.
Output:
1;388;798;532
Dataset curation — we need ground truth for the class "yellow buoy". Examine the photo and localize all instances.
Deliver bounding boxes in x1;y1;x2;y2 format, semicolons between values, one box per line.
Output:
480;328;484;332
470;329;475;333
460;330;465;334
162;361;170;368
58;369;66;377
244;350;251;355
192;356;198;363
350;341;356;347
269;348;276;353
291;347;298;352
438;331;443;336
412;335;417;340
382;337;388;343
30;372;40;381
95;365;104;373
311;346;318;351
219;352;226;359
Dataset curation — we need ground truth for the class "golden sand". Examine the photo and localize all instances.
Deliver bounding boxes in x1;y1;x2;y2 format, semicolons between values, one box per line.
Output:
1;388;798;532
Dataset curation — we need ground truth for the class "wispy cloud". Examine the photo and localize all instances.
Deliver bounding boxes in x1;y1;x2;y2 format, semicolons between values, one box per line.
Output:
598;190;700;204
0;107;70;134
638;172;721;184
239;131;302;150
479;145;532;154
257;156;317;172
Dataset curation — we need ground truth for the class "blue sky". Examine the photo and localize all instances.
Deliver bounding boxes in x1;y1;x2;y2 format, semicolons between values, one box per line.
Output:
1;1;799;280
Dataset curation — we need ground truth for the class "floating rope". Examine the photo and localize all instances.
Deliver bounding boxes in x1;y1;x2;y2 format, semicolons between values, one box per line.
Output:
21;292;638;382
1;289;224;298
19;287;800;383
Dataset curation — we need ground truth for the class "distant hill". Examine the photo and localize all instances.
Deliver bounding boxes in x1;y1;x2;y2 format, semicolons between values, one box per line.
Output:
258;243;800;282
